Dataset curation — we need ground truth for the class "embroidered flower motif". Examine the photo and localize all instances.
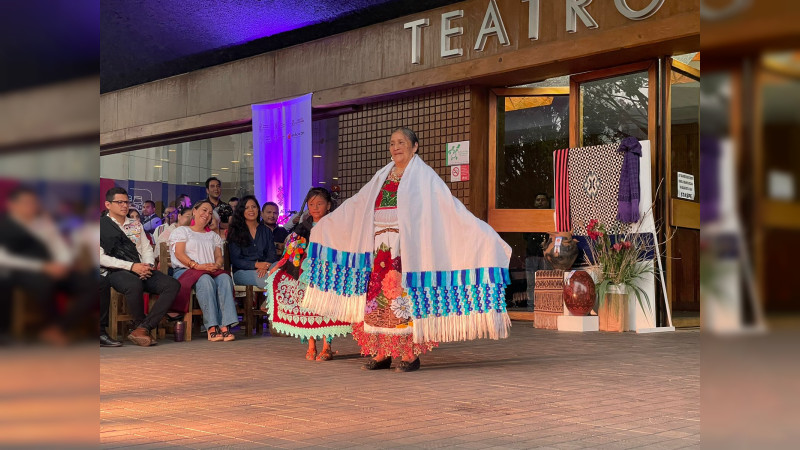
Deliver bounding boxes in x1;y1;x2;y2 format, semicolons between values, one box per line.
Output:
381;270;403;300
365;298;378;314
391;256;402;272
374;246;393;272
390;296;412;320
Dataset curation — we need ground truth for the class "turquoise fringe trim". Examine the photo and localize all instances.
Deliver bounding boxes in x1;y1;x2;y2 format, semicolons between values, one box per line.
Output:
305;258;371;296
270;320;352;342
307;242;372;269
403;267;510;288
408;283;508;319
303;243;371;296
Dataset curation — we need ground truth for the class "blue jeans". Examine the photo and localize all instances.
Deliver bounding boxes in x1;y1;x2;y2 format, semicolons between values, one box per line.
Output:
233;269;269;288
174;268;239;329
525;256;552;312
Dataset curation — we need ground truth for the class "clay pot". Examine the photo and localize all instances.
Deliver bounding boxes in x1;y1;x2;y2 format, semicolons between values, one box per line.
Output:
542;232;579;270
563;270;595;316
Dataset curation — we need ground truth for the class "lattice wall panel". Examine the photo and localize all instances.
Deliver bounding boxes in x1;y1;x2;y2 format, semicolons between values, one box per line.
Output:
337;86;471;208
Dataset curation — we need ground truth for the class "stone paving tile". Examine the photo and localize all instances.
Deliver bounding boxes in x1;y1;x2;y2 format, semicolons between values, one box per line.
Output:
101;324;698;449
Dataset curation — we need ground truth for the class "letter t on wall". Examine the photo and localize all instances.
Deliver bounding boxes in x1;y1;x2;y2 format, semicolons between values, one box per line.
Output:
404;18;430;64
522;0;540;41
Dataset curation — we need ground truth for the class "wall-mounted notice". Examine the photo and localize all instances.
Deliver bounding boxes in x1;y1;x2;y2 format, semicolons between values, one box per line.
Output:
446;141;469;166
768;170;795;201
450;164;469;182
677;172;695;201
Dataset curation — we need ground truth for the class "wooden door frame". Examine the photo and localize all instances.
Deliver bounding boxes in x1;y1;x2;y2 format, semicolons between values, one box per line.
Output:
664;58;701;322
665;58;701;230
487;87;569;232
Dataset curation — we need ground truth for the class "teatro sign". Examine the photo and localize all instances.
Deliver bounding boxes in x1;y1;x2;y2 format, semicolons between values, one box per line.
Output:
404;0;667;64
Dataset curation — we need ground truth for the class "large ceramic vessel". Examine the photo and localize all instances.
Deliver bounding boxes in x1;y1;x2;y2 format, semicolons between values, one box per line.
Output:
563;270;595;316
542;232;579;270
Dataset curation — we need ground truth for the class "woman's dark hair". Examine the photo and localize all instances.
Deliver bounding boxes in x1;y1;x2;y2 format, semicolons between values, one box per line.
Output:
393;127;419;147
178;206;192;216
227;195;261;247
127;208;140;218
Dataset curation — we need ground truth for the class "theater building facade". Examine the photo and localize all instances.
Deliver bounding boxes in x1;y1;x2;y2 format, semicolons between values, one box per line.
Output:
100;0;701;327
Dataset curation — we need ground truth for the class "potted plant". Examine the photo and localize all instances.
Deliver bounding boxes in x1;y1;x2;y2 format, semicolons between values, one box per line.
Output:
585;218;654;332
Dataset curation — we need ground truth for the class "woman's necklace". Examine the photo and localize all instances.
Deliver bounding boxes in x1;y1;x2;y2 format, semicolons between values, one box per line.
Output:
389;166;404;182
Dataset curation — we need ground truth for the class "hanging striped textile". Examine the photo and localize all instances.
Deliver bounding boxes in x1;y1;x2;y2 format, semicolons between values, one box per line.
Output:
553;148;571;232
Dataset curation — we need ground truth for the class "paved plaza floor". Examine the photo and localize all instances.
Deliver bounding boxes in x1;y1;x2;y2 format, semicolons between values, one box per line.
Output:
100;323;699;449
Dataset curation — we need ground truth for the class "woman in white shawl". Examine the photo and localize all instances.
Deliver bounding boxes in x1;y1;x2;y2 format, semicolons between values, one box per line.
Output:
301;128;512;372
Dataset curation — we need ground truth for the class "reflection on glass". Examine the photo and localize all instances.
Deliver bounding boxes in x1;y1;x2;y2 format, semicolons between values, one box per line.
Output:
100;132;255;209
498;232;529;310
496;95;568;209
581;71;649;146
670;69;700;201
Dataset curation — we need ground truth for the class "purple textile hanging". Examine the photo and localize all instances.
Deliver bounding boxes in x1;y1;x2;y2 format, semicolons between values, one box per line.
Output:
616;137;642;222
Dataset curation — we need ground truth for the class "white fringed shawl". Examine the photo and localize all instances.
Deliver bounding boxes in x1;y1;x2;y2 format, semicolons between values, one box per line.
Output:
301;155;512;343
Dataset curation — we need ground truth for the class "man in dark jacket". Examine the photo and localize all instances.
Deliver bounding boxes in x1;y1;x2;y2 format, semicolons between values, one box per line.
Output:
100;187;179;346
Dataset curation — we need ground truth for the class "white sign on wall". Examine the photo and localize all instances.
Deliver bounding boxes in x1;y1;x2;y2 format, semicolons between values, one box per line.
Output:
677;172;695;201
450;164;469;182
768;170;795;201
446;141;469;166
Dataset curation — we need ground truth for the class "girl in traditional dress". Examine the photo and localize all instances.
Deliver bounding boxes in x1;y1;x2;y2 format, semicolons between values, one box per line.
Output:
302;128;512;372
265;188;352;361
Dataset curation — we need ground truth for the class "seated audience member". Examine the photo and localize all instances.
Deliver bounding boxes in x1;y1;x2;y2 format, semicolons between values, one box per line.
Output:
175;194;191;209
155;206;193;274
156;206;192;248
0;187;93;345
227;195;278;288
140;200;162;237
261;201;289;253
169;200;238;342
101;187;180;347
153;206;177;243
127;208;141;223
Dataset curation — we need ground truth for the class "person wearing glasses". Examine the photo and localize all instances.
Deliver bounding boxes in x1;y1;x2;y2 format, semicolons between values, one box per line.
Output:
100;187;180;347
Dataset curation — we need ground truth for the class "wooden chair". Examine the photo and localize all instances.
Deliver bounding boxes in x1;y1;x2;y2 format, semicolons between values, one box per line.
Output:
11;289;40;339
106;243;196;341
224;243;269;337
159;242;201;341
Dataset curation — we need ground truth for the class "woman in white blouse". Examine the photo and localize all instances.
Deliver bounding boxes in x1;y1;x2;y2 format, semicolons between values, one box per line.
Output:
169;200;238;341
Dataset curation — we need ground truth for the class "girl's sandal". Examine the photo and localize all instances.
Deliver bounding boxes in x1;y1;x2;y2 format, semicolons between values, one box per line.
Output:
316;348;334;361
305;348;317;361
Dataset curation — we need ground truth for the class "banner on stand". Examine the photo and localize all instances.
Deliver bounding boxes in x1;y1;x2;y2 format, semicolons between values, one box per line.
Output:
252;93;313;216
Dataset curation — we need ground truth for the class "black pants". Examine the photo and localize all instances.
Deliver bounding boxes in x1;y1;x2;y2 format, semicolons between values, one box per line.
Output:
99;274;111;333
106;270;180;331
